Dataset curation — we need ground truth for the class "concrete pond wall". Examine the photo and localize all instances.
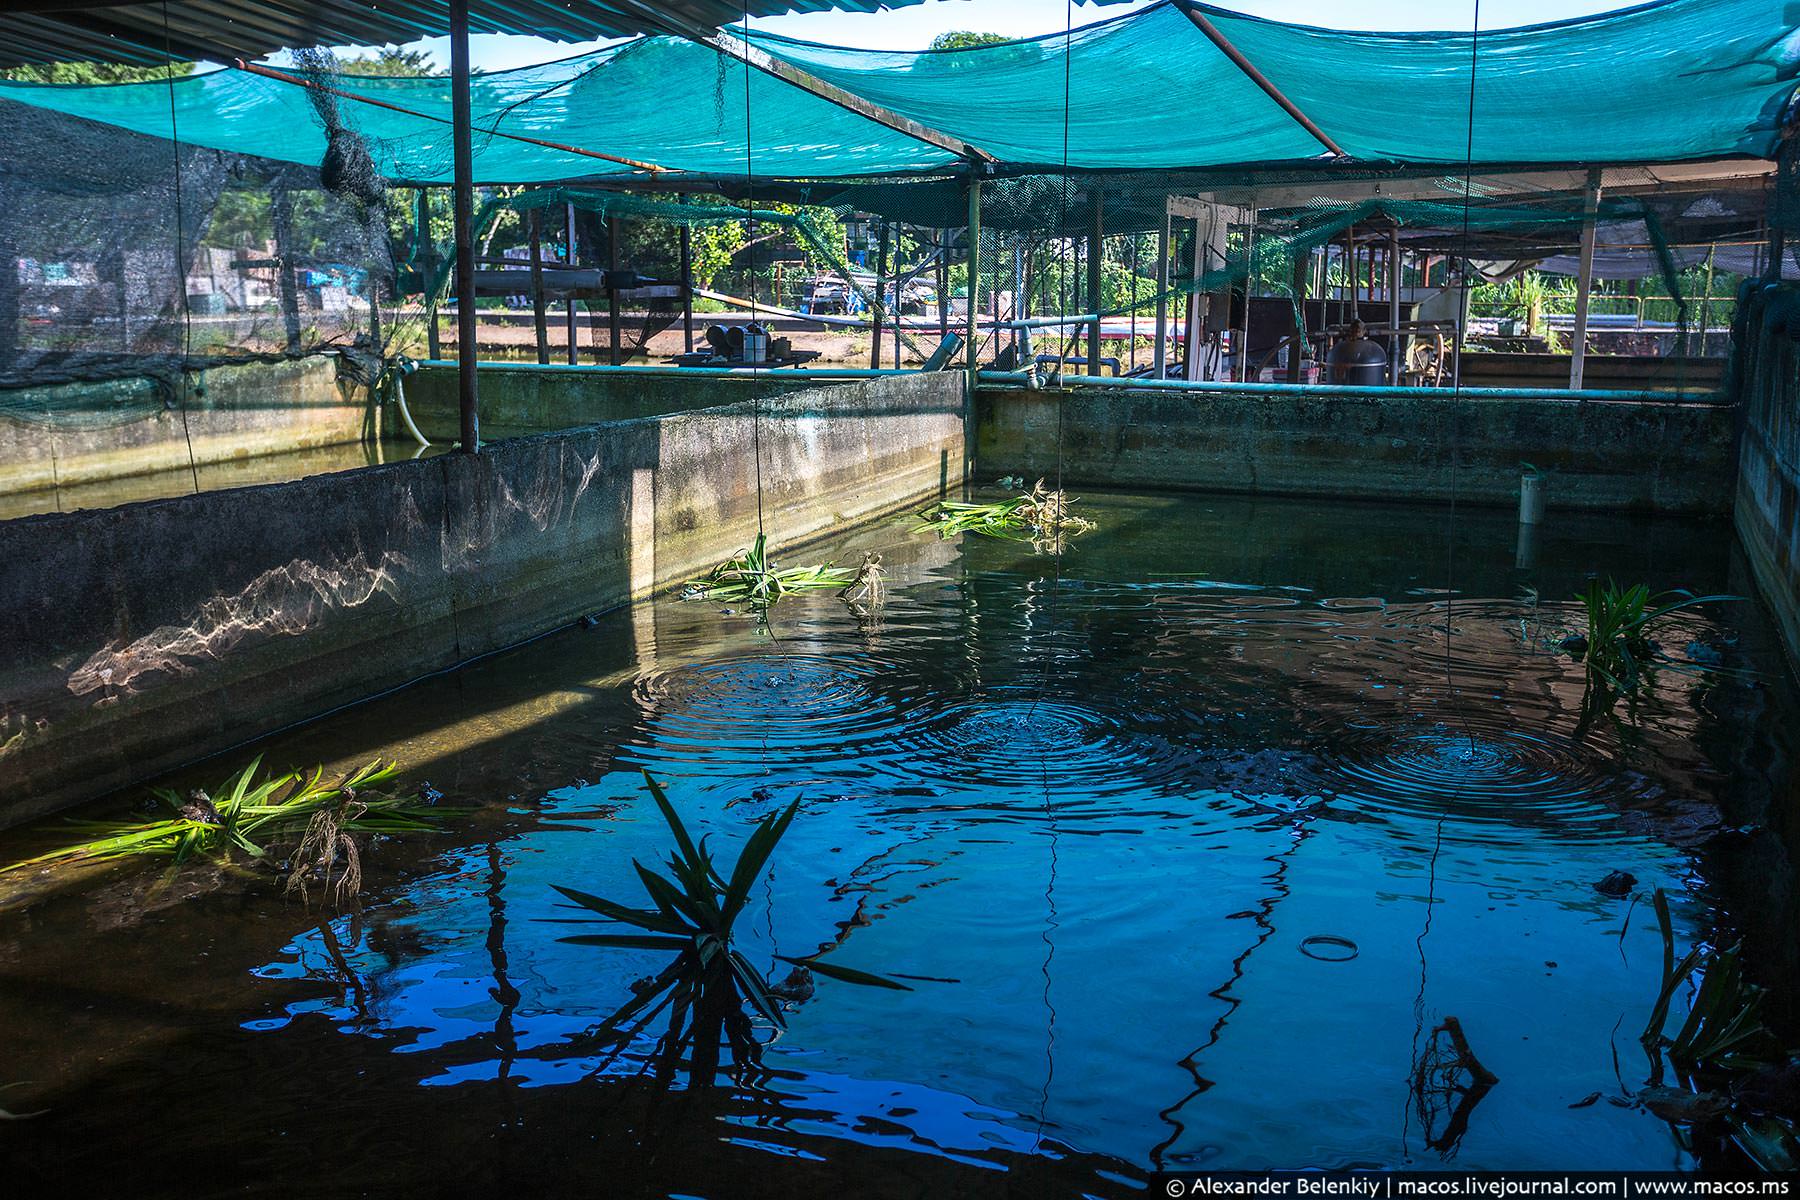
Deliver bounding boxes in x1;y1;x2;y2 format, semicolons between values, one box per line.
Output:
0;355;366;496
976;383;1738;515
0;371;964;825
1733;288;1800;677
403;361;895;442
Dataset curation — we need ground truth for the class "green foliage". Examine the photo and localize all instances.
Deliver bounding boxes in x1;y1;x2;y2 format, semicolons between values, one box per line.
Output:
335;48;437;77
1571;579;1734;692
1643;891;1780;1072
928;30;1011;51
919;480;1096;550
0;757;435;875
551;771;905;1082
0;61;192;85
684;533;855;609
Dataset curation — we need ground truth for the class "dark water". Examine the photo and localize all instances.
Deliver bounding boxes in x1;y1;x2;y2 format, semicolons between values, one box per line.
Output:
2;490;1796;1196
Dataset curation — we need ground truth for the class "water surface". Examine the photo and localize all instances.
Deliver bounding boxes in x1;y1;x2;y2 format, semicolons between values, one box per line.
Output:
2;490;1794;1196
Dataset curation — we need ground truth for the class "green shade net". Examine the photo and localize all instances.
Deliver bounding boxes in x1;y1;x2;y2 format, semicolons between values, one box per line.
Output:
1;0;1794;182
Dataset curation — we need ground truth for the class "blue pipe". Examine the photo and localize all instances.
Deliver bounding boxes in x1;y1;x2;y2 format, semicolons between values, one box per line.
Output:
976;370;1720;406
418;359;917;380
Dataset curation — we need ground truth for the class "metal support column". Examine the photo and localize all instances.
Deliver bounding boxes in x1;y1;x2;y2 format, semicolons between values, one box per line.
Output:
607;214;623;366
1154;205;1171;378
273;186;303;354
449;0;479;452
1569;169;1602;392
564;201;579;364
871;219;890;370
528;207;549;365
679;199;694;352
1388;224;1402;385
1088;191;1104;375
966;177;981;384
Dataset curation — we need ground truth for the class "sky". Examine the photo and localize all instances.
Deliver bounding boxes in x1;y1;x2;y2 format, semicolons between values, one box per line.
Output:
375;0;1646;73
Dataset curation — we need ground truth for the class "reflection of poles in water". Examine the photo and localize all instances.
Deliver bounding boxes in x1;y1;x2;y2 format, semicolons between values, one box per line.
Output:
1033;753;1061;1153
486;843;522;1084
1151;814;1315;1170
316;914;371;1021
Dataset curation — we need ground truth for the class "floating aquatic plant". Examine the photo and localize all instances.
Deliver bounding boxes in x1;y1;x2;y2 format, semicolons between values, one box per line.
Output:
548;771;906;1083
1568;579;1734;692
919;478;1095;550
0;757;436;885
683;533;855;609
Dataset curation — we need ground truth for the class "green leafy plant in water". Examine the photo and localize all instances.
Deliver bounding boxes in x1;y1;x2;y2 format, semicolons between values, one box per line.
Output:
919;479;1095;551
1641;888;1798;1171
1569;579;1735;693
549;771;907;1084
0;757;436;878
684;533;855;609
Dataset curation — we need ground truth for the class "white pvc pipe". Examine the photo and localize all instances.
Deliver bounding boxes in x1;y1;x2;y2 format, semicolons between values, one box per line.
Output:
392;374;431;449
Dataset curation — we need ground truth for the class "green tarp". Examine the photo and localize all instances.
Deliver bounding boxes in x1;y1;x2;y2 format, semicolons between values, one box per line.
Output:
0;0;1794;183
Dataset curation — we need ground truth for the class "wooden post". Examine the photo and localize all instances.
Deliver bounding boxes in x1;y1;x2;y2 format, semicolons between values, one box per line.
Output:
1185;209;1206;380
528;207;549;365
449;0;479;452
564;201;579;365
607;213;623;366
1569;168;1602;392
871;219;889;370
1088;191;1104;375
1238;207;1257;382
937;239;949;339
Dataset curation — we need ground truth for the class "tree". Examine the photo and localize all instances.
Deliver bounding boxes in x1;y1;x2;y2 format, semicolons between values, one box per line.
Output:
335;47;438;78
928;30;1010;51
0;61;193;84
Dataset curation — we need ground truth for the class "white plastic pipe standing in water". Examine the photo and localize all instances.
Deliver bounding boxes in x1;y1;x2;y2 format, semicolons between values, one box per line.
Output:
1519;470;1546;525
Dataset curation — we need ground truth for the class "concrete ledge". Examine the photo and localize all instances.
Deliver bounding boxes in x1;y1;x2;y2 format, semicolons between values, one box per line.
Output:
0;371;964;825
0;355;365;494
976;384;1737;515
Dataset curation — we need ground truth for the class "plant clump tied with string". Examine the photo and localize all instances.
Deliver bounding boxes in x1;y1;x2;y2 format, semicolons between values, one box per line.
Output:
548;771;907;1085
682;532;856;609
0;757;437;902
1633;889;1799;1171
919;478;1095;551
1564;579;1736;692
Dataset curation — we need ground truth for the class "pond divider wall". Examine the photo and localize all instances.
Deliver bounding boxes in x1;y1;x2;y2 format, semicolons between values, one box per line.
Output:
976;382;1737;516
1732;287;1800;678
0;355;366;496
0;372;964;826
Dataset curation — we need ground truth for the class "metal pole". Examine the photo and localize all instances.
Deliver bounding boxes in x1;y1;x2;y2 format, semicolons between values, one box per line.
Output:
607;213;623;366
966;177;981;384
529;207;549;365
1238;206;1257;382
1698;243;1716;356
1154;205;1170;379
1088;191;1104;374
1288;247;1308;383
273;186;302;354
1185;209;1205;381
1388;224;1402;385
1569;168;1602;392
417;189;440;360
564;201;579;365
679;198;694;352
937;238;949;339
871;219;889;370
449;0;479;452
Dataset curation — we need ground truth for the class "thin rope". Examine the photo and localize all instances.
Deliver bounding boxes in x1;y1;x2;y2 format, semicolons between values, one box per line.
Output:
163;3;202;496
1403;0;1480;1160
742;5;765;541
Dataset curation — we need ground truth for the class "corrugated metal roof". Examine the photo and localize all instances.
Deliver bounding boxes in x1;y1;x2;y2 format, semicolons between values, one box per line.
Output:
0;0;924;67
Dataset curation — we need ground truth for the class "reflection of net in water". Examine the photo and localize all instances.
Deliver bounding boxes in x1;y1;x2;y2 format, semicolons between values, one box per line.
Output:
1410;1016;1500;1158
